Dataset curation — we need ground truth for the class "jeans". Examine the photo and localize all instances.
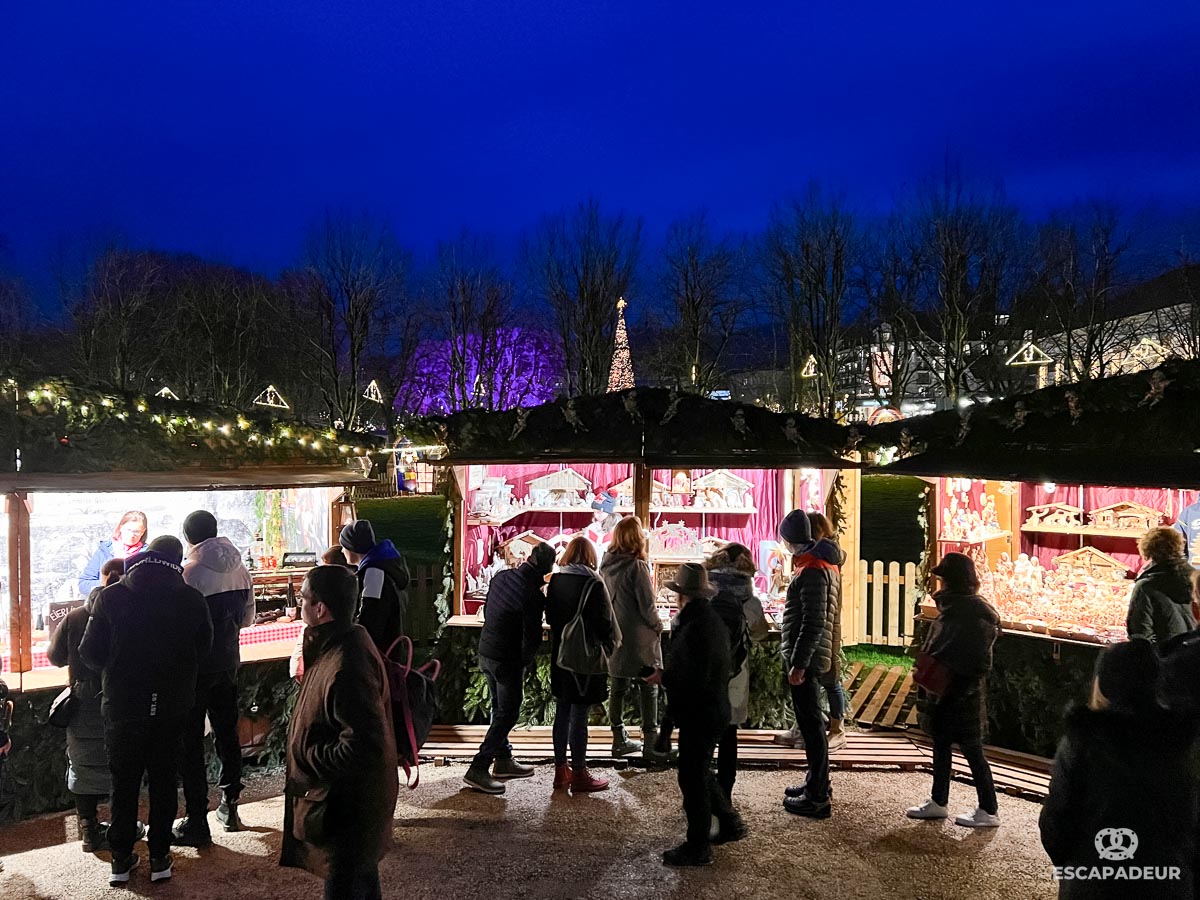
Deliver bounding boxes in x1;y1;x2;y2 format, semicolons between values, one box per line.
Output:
473;656;524;768
931;735;998;814
325;858;382;900
676;724;736;847
790;676;830;801
553;702;590;766
75;793;103;820
716;724;738;800
180;669;244;819
106;717;184;859
608;677;657;732
827;681;847;721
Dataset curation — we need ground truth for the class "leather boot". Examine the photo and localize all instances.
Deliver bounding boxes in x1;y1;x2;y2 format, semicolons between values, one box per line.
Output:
216;796;241;832
611;725;642;757
570;766;609;793
463;764;505;794
641;728;667;764
553;763;572;790
79;818;109;853
492;757;535;779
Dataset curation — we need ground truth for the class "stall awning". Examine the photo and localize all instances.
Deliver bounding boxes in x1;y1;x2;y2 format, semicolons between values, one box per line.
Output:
0;465;373;493
879;450;1200;491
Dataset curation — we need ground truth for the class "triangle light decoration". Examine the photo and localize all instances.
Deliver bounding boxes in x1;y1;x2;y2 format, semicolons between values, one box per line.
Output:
363;379;384;403
1005;342;1052;367
253;385;290;410
155;386;180;401
800;355;819;378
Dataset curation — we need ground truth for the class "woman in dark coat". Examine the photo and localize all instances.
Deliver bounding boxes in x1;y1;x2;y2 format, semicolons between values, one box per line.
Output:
48;558;135;853
546;536;617;793
1126;527;1196;645
1040;639;1197;899
906;552;1001;828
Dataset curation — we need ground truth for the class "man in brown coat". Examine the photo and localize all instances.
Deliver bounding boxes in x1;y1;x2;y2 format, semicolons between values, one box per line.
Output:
280;565;399;900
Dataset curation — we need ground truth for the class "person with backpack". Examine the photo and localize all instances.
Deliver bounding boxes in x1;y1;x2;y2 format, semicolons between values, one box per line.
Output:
464;542;556;795
546;536;617;793
777;509;838;820
705;543;770;801
602;516;664;761
339;519;411;658
646;563;745;867
281;565;398;900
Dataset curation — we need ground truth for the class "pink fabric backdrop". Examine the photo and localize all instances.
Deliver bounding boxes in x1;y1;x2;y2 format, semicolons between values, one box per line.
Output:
462;464;817;590
1019;483;1200;573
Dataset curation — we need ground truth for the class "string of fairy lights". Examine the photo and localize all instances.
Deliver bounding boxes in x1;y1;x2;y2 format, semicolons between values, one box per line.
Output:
6;379;376;461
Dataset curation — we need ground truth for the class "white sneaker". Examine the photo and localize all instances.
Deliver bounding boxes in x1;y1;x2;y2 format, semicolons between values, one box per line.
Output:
905;799;949;820
772;725;803;747
827;731;847;753
955;807;1000;828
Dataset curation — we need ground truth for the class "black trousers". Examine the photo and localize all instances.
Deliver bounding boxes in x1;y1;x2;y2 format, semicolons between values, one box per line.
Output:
716;724;738;800
676;724;735;847
473;656;523;768
325;857;382;900
931;736;998;814
180;669;244;819
106;717;184;859
790;676;830;801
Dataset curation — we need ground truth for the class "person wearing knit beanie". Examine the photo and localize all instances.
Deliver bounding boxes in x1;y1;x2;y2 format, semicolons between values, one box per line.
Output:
182;511;218;547
339;520;378;559
337;519;411;658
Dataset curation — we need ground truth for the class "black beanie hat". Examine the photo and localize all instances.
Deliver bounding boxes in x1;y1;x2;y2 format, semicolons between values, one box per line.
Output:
183;510;218;545
1097;638;1160;712
779;509;812;546
339;520;377;555
527;542;556;576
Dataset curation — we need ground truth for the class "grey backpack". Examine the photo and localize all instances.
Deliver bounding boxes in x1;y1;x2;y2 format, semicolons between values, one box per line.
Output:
557;579;610;677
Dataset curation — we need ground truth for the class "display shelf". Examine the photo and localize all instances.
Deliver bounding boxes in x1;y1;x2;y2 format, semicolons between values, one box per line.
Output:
936;530;1011;545
1021;524;1149;540
468;504;758;526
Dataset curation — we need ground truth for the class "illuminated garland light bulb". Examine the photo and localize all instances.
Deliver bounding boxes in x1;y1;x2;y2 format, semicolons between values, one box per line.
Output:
311;440;321;450
26;391;38;402
136;403;147;412
217;423;231;436
338;445;349;454
265;438;274;446
297;437;306;446
280;428;291;438
203;421;214;431
79;404;89;415
151;414;163;424
101;398;113;407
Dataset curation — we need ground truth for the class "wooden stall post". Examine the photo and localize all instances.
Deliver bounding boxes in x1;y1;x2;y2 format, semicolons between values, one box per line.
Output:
838;468;863;649
5;493;31;674
450;466;468;616
633;463;652;526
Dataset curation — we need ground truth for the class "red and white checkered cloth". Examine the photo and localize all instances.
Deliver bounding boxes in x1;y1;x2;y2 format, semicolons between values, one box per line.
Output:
239;621;304;646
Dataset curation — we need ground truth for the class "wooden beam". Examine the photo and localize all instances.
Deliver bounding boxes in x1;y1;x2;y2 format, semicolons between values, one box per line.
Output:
451;466;468;616
632;463;651;526
6;493;31;675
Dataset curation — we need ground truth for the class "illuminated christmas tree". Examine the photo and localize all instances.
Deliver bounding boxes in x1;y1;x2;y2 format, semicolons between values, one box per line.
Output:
607;297;635;392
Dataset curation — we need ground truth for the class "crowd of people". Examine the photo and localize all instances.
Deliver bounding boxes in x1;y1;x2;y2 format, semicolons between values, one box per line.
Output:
31;502;1200;896
46;511;410;899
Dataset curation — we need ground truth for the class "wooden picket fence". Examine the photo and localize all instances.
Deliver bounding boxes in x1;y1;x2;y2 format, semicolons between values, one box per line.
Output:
853;560;922;647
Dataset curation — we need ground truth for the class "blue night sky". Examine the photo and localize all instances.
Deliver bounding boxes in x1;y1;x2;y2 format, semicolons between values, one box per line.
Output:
3;1;1199;298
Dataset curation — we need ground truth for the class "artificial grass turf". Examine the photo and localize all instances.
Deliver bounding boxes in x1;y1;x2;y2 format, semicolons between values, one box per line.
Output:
844;643;914;670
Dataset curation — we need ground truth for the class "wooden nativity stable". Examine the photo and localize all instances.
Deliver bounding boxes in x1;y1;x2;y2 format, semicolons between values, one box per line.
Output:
869;358;1200;756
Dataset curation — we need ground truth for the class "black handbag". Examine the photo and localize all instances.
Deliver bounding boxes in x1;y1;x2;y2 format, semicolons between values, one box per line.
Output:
47;685;78;728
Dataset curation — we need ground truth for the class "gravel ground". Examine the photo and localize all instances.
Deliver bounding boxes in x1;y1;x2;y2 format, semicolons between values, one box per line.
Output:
0;765;1058;900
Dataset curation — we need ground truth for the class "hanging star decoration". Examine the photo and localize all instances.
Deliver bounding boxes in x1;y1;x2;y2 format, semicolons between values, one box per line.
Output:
509;407;531;441
563;398;588;432
1007;400;1028;430
622;389;642;423
1064;390;1082;425
253;385;289;410
955;406;974;446
1139;369;1172;408
660;389;682;425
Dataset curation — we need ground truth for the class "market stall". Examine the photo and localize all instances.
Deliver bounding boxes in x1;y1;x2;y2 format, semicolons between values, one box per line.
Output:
871;359;1200;755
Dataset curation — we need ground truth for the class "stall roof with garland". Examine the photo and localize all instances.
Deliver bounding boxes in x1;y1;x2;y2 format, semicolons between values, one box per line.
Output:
427;387;858;469
0;378;382;478
867;359;1200;489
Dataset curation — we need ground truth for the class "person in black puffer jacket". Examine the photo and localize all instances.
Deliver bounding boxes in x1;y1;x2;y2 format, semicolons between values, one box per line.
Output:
465;542;555;795
173;510;255;846
1127;528;1196;646
906;552;1001;829
778;509;839;820
651;563;743;868
1041;639;1197;900
79;537;213;886
339;519;411;657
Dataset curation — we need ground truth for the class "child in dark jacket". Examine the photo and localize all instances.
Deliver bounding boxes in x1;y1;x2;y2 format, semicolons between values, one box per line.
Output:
906;552;1001;828
648;563;745;868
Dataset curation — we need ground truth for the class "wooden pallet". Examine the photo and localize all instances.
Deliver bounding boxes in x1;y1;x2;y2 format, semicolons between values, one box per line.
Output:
845;663;920;731
423;724;1051;798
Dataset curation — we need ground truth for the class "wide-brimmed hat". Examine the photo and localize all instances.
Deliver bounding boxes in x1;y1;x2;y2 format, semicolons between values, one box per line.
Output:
665;562;717;599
